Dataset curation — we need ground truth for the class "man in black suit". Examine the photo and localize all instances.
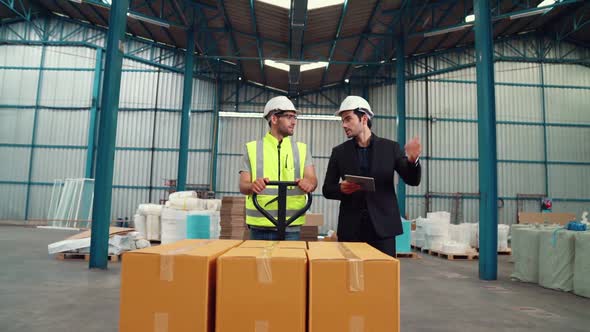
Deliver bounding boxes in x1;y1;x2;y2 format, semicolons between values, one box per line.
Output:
322;96;422;257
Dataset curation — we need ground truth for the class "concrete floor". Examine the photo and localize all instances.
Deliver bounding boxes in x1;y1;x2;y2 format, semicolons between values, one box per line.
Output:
1;226;589;332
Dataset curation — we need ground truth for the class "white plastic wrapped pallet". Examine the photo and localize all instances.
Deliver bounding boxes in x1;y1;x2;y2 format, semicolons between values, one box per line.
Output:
132;214;147;239
146;215;160;241
498;224;510;251
161;207;189;244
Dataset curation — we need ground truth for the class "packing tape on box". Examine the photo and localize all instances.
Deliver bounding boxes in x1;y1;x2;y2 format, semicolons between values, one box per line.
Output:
255;320;270;332
154;312;169;332
160;241;213;282
256;241;280;284
349;315;365;332
338;243;365;292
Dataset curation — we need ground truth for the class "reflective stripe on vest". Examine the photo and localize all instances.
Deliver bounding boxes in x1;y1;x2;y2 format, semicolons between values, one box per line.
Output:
245;133;307;227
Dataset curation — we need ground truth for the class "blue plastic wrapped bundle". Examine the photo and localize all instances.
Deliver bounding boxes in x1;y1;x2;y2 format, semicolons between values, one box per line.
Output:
186;213;211;239
396;218;412;254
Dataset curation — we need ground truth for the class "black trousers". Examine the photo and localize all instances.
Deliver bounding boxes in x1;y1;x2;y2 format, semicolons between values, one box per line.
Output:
340;210;397;257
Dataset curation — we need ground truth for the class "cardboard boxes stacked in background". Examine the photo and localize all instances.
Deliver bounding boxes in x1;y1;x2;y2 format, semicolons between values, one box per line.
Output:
300;213;324;242
120;240;400;332
220;196;249;240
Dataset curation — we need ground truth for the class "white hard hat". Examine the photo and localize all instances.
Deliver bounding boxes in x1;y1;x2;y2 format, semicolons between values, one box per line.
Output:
335;96;374;118
263;96;297;119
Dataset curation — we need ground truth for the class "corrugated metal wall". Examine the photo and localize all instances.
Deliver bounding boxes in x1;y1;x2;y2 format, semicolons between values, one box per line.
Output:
1;18;588;230
369;57;589;225
0;19;216;221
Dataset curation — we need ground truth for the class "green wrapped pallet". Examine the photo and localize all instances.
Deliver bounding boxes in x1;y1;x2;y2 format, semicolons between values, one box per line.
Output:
538;229;576;292
511;226;541;283
574;231;590;298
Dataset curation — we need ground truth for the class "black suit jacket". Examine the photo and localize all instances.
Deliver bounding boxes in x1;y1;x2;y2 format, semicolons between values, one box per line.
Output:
322;134;421;240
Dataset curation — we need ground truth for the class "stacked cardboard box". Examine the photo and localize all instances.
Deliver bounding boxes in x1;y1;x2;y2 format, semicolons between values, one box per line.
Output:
119;239;242;332
301;213;324;242
220;196;249;239
300;226;319;242
307;242;400;332
216;243;307;332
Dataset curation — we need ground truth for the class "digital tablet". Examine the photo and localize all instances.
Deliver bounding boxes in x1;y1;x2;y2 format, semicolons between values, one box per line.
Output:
344;174;375;192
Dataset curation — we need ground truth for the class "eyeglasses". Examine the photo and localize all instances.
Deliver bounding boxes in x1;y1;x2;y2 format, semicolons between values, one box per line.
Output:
276;114;298;121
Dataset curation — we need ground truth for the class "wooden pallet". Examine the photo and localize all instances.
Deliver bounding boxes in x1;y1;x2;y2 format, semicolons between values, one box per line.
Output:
56;252;121;263
428;249;478;260
396;252;420;259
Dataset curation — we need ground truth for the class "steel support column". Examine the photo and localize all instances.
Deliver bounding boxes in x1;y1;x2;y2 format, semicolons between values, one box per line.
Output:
474;0;498;280
85;48;103;178
89;0;129;270
177;27;195;192
396;33;407;218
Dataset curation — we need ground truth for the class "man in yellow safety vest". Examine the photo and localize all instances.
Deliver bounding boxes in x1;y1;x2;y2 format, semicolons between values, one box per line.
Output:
239;96;317;240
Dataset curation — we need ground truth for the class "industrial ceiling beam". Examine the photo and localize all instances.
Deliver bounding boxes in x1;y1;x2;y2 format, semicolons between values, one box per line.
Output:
320;0;349;88
341;0;382;82
216;0;245;79
248;0;265;84
288;0;308;94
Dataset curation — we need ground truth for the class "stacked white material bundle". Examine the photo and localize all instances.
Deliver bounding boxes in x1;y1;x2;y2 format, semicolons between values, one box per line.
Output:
168;197;207;211
449;223;472;248
414;218;429;248
133;214;147;239
469;223;479;248
161;207;189;244
427;211;451;222
136;204;162;241
168;191;198;200
411;230;417;247
442;241;471;255
498;224;510;251
137;204;162;216
425;221;449;251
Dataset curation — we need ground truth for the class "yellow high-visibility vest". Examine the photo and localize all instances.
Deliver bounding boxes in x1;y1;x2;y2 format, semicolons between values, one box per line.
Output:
245;132;307;227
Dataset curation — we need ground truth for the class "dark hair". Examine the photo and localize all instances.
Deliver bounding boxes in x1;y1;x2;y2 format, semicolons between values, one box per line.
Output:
353;109;372;129
267;110;285;127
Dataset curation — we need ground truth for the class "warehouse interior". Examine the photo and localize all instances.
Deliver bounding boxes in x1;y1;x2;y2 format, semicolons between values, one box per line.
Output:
1;0;589;331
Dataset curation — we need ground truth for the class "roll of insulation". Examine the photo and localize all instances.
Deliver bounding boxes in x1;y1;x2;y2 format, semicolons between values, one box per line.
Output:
146;215;161;241
169;191;197;200
137;204;162;216
168;197;206;211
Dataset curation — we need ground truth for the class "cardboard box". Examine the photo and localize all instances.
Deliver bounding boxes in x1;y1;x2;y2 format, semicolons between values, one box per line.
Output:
307;242;400;332
518;212;576;226
119;239;242;332
216;246;307;332
239;240;307;249
305;213;324;226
